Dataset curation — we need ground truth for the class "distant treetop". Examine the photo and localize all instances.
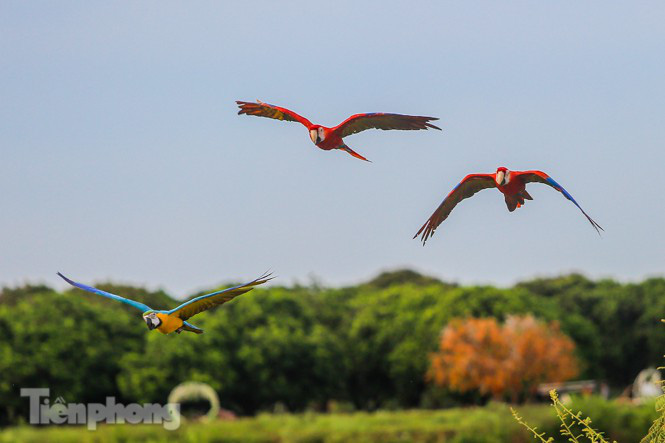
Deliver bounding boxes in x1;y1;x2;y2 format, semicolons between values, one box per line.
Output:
365;269;452;289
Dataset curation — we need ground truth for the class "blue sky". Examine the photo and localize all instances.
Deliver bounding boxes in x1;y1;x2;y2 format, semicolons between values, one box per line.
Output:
1;2;664;296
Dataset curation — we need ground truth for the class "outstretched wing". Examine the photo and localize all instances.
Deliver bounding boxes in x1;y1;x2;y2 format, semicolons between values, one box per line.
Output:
414;174;497;244
57;272;152;312
168;272;274;321
333;113;441;138
236;100;313;128
515;170;603;234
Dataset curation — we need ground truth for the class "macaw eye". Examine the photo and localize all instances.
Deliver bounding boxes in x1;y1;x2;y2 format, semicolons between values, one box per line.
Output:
318;128;325;141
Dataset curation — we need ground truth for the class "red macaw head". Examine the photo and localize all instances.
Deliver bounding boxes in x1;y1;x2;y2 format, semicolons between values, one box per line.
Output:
495;167;511;186
308;125;326;145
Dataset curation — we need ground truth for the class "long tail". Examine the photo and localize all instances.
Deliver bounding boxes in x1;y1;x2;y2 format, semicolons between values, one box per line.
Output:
181;321;204;334
339;144;371;162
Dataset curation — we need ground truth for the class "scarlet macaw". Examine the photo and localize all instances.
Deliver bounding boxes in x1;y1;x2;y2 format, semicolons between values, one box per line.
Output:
57;272;273;334
236;100;440;162
414;167;603;244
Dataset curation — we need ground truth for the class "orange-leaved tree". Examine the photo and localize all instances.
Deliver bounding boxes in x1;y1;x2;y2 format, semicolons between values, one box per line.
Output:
428;315;578;402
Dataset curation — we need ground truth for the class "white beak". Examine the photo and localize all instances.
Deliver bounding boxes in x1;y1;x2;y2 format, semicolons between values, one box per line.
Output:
496;170;505;186
309;129;318;144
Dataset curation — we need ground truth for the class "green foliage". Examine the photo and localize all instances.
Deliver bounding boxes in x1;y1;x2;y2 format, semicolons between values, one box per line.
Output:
518;275;665;384
0;400;657;443
118;286;342;414
511;391;665;443
1;270;664;425
565;394;657;442
511;390;662;443
641;394;665;443
364;269;448;289
0;289;143;425
640;320;665;443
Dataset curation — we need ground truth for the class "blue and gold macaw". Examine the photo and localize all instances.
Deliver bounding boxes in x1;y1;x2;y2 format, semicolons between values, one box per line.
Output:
57;272;273;335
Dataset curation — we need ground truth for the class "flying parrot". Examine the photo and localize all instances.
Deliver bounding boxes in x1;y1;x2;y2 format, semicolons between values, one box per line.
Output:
236;100;441;162
414;167;603;244
57;272;273;334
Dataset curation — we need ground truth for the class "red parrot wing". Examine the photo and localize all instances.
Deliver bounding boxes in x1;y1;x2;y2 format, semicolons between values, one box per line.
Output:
515;170;603;233
332;113;441;138
414;174;496;244
236;100;313;128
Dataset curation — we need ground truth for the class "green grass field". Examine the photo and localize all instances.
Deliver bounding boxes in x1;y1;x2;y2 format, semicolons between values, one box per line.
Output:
0;398;657;443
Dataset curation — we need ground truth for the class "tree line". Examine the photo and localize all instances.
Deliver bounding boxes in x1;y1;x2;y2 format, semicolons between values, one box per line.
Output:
0;270;663;425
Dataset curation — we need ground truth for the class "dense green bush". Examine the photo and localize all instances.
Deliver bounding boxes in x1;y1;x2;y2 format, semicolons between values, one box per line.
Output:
0;399;657;442
1;270;664;425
